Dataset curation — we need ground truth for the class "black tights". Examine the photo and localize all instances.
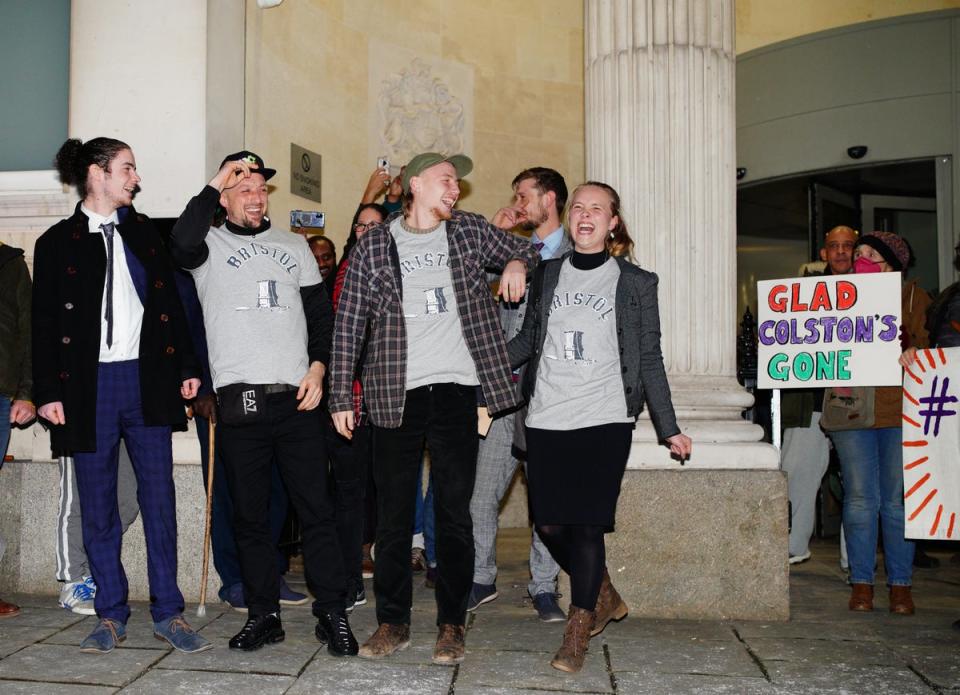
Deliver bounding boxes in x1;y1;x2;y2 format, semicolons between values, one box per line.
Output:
536;524;606;611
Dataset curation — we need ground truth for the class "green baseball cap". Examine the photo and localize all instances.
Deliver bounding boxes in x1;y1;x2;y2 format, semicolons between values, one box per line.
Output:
402;152;473;193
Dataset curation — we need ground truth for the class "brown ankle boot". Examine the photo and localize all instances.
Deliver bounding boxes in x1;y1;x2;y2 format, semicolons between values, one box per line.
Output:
550;606;595;673
592;570;628;637
848;583;874;611
889;585;915;615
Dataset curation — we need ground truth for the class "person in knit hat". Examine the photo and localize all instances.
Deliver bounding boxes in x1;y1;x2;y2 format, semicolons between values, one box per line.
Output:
855;231;912;273
826;231;930;617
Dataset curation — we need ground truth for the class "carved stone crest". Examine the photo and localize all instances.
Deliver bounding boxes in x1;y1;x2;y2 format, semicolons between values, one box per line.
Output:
369;47;474;168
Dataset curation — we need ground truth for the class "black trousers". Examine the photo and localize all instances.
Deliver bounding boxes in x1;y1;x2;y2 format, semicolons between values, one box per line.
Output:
220;391;345;615
325;418;371;587
371;383;478;626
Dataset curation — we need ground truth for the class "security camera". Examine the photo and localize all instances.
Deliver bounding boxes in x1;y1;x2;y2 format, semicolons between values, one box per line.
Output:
847;146;868;160
736;167;747;181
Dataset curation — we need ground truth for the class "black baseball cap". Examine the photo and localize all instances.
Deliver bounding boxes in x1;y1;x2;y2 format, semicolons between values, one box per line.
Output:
219;150;276;181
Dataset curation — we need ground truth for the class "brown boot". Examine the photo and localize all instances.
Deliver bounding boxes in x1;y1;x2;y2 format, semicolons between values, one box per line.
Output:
0;598;20;619
592;570;628;637
358;623;410;659
432;624;465;665
361;544;374;579
550;606;595;673
889;585;915;615
848;583;874;611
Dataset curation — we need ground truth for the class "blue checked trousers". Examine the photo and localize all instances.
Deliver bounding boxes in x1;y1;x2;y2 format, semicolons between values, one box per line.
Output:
73;360;183;624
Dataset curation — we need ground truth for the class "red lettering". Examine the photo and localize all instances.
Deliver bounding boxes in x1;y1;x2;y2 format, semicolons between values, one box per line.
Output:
836;280;857;311
768;284;787;312
790;283;808;312
809;281;832;312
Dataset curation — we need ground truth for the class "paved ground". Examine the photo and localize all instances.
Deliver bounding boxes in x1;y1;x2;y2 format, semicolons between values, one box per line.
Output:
0;530;958;694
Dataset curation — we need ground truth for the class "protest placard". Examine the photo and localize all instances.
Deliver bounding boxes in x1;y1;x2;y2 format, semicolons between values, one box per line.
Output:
902;347;960;540
756;273;902;389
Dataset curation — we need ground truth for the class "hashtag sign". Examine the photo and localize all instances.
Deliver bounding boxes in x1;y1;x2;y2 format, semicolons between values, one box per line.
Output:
917;375;958;437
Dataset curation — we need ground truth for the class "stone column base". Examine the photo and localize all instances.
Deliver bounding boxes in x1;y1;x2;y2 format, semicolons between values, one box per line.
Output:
0;458;220;602
559;469;789;621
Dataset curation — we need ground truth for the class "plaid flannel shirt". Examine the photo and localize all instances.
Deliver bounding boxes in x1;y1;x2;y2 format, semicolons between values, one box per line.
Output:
330;210;540;428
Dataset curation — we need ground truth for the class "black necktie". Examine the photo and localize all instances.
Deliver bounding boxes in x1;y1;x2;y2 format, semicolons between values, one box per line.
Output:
101;222;115;349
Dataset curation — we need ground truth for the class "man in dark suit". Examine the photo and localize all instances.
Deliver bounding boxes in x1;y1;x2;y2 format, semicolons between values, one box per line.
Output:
32;137;210;654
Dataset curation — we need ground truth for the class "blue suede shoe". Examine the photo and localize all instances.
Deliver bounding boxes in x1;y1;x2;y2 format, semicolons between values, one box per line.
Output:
279;577;309;606
221;582;247;613
80;618;126;654
153;614;213;653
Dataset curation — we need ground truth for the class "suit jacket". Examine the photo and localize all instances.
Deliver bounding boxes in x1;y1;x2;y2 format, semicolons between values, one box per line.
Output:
32;204;197;454
507;253;680;440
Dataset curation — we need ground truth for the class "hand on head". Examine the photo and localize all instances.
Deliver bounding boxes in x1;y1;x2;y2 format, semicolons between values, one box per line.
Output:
210;159;259;192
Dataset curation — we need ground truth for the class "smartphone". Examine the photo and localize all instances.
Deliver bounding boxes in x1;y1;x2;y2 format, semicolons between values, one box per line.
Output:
290;210;325;228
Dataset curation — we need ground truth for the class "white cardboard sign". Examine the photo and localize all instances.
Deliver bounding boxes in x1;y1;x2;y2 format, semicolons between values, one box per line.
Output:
902;347;960;540
756;273;902;389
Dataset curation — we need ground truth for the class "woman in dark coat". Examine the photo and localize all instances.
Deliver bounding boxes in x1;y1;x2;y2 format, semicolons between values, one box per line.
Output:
508;181;692;672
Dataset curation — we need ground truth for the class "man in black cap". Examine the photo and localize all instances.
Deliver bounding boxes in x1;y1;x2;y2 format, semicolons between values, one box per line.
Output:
170;152;357;655
330;152;538;665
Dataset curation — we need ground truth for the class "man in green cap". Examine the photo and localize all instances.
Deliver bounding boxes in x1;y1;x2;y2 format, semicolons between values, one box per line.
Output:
330;152;540;665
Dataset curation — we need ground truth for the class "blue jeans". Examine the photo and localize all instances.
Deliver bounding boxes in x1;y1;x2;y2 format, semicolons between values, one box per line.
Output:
0;396;10;462
0;396;8;563
830;427;914;586
414;464;436;566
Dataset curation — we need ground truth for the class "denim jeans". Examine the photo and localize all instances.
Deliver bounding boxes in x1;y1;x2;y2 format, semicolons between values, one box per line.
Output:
0;396;10;462
414;465;436;566
830;426;914;586
371;383;478;626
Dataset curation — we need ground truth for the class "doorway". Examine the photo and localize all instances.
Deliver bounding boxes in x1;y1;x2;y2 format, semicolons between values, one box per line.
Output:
736;157;952;322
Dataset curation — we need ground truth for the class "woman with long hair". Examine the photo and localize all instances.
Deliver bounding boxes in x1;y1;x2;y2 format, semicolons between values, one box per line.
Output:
508;181;691;672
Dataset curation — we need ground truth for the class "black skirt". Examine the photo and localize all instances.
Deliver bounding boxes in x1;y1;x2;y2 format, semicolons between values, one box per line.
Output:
525;422;634;528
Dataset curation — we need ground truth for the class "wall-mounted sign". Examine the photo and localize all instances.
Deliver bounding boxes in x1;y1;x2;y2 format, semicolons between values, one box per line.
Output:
290;143;321;203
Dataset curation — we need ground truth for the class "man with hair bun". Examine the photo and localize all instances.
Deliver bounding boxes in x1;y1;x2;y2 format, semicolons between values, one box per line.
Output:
32;138;209;654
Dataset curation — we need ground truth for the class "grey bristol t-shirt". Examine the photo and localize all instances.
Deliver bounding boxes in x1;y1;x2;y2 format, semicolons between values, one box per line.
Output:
526;257;632;430
391;218;479;391
189;225;322;390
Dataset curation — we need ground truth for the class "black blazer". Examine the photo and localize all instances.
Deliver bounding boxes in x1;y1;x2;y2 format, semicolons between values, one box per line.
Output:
32;204;197;454
507;253;680;440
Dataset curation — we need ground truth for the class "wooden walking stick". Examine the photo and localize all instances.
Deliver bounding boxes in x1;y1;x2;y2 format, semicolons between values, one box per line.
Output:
197;420;216;617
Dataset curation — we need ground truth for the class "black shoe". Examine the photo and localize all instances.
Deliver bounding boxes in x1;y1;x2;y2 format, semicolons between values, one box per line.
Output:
228;613;285;651
315;608;359;657
345;582;366;614
914;548;941;569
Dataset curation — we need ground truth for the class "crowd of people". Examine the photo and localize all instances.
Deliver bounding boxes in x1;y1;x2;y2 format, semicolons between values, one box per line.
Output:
0;137;691;673
5;134;951;670
784;224;959;628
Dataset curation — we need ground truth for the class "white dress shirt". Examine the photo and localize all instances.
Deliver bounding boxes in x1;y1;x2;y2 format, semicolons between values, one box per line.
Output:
82;205;143;361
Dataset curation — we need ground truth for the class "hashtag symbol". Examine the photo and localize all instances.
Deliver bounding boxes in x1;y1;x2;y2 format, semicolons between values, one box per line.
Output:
918;375;958;437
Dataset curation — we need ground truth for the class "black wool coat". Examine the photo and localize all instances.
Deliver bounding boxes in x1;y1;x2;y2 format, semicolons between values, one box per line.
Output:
32;204;198;454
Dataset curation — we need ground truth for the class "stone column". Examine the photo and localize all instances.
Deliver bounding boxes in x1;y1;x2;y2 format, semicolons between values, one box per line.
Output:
0;0;245;602
578;0;787;620
585;0;776;469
